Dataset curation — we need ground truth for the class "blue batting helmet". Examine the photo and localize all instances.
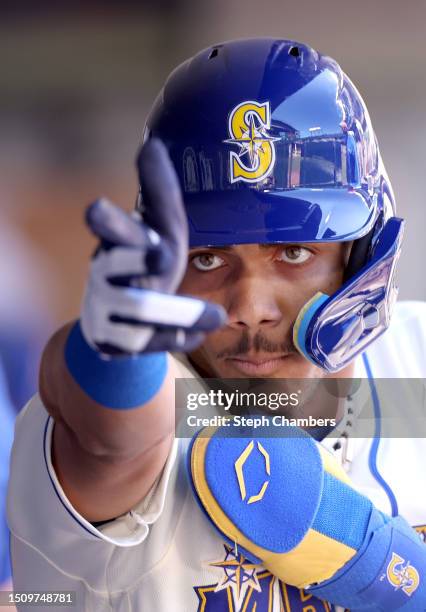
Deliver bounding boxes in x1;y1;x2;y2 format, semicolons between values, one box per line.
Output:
142;38;404;372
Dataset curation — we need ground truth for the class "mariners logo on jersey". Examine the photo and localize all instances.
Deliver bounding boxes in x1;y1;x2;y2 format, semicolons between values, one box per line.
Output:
194;545;334;611
224;101;278;183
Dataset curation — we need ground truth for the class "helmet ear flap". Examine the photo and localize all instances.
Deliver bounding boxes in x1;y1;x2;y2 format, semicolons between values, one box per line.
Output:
294;217;404;372
344;185;391;283
343;225;375;282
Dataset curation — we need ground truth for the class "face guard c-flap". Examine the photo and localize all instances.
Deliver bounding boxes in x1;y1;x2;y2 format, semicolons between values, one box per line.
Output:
293;217;404;372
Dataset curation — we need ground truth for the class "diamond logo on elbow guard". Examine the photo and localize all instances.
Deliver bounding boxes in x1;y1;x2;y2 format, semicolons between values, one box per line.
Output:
234;441;270;504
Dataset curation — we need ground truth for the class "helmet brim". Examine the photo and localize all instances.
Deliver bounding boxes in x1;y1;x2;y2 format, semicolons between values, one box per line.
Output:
186;187;377;247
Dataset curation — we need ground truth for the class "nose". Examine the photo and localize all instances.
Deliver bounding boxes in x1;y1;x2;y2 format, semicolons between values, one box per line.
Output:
226;274;283;330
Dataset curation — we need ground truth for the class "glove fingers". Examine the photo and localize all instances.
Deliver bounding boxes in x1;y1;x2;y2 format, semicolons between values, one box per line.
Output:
93;244;172;280
106;288;226;331
145;329;206;353
90;320;203;355
137;139;188;251
86;198;161;250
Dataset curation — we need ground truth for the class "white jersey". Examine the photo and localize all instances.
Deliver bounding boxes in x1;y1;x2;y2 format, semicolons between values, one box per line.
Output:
7;301;426;612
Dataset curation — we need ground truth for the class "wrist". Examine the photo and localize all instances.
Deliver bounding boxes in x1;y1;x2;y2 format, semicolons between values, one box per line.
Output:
65;321;168;409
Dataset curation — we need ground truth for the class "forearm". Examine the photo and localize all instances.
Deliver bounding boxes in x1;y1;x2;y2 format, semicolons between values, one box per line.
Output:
39;321;178;521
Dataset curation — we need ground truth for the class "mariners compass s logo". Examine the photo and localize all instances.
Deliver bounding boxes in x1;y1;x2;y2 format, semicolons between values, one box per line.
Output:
224;100;278;183
386;552;420;596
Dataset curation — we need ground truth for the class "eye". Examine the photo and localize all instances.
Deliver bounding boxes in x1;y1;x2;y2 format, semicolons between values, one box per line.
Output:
191;252;225;272
278;246;313;264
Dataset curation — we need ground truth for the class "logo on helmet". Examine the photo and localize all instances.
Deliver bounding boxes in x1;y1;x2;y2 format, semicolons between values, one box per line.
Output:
224;101;278;184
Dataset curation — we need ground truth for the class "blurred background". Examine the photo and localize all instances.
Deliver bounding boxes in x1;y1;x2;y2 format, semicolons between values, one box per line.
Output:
0;0;425;595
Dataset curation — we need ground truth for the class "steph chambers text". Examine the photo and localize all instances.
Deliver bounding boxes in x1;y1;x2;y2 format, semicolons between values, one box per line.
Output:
186;414;336;429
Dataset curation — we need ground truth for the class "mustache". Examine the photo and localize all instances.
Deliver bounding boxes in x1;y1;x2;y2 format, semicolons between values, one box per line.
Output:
216;329;296;359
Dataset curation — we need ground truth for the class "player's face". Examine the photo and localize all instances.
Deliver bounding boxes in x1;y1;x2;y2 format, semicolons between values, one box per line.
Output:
178;242;351;379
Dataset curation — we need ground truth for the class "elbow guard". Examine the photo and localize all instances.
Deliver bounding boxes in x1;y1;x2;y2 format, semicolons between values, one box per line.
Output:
189;425;426;610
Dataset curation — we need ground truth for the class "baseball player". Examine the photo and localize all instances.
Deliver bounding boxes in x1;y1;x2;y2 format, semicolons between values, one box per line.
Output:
7;38;426;611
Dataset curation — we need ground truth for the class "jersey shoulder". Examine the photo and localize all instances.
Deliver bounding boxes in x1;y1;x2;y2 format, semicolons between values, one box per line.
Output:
366;300;426;377
391;299;426;324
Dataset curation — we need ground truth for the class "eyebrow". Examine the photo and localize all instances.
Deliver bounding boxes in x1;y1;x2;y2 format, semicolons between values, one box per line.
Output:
190;244;279;251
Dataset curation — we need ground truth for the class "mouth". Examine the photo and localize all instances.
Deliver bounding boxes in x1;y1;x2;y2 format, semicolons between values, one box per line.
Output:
224;354;292;376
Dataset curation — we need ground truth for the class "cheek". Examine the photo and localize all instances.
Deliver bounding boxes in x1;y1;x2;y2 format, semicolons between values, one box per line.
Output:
188;327;231;377
289;258;344;300
178;269;223;301
265;260;344;326
177;272;194;297
324;269;345;296
195;324;232;360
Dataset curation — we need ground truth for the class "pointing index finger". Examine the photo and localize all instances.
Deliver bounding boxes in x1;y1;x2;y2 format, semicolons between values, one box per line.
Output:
137;138;188;251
